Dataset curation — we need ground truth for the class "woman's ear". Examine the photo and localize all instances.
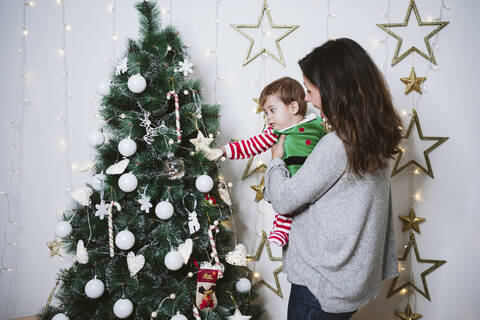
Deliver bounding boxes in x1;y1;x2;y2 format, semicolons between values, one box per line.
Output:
289;101;300;115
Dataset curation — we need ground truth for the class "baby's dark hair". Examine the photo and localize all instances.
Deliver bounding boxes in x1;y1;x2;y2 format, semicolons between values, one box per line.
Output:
259;77;307;116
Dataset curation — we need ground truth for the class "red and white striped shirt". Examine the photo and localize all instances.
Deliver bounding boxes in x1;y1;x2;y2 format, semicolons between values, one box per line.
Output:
225;127;279;159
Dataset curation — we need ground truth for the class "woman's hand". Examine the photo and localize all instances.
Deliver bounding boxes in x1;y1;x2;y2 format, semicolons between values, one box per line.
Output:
271;134;286;159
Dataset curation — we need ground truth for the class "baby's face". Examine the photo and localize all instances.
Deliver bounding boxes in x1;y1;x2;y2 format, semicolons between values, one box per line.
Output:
262;95;298;130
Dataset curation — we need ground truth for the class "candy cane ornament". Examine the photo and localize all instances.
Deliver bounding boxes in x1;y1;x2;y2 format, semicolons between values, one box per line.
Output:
208;221;223;278
192;305;201;320
108;201;122;257
166;90;181;142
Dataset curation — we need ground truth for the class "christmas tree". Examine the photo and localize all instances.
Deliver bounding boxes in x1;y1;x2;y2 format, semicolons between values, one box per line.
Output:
41;2;262;319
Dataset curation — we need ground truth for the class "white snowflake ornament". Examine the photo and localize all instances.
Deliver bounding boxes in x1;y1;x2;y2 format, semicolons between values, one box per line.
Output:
95;200;109;220
115;57;128;76
178;59;193;76
138;194;152;213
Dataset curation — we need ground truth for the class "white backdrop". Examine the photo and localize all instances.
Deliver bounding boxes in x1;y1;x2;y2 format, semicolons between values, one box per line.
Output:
0;0;479;319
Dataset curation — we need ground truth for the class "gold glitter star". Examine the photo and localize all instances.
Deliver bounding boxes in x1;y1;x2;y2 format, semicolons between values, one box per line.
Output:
47;238;63;258
244;231;283;298
399;208;426;234
395;303;423;320
250;176;265;202
387;233;446;300
377;0;449;66
231;0;299;67
391;109;448;178
401;67;426;94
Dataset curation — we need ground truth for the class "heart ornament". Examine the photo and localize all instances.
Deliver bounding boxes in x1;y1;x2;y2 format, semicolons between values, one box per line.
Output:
225;243;247;266
127;251;145;277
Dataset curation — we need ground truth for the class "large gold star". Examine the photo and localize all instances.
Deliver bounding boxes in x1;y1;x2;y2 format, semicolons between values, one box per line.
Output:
399;208;426;234
401;67;426;95
244;231;283;298
377;0;449;66
395;303;423;320
391;109;448;178
387;233;446;300
46;238;63;258
250;176;265;202
231;0;299;67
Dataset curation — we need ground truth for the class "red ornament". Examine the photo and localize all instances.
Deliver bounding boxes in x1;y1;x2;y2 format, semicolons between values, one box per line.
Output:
205;194;217;205
305;139;312;145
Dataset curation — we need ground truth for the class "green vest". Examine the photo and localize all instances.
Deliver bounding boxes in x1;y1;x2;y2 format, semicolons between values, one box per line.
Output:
273;115;326;176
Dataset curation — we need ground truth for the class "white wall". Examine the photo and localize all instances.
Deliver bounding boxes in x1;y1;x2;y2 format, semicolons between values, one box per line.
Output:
0;0;479;319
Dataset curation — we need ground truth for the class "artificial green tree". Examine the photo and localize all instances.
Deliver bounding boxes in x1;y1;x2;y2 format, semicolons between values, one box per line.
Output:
41;2;262;319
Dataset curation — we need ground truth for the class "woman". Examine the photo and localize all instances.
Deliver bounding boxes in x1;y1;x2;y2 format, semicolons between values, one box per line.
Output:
263;38;402;319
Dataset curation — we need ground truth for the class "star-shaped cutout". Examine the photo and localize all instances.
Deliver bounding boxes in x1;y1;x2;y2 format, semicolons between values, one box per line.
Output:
190;130;213;152
47;238;63;258
387;233;446;300
231;0;299;66
253;98;262;114
399;208;426;234
250;176;265;202
377;0;449;66
227;308;252;320
401;67;426;95
244;231;283;298
391;109;448;178
395;303;423;320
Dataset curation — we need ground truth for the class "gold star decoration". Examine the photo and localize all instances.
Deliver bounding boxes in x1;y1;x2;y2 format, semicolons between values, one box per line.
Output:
399;208;426;234
190;130;213;152
377;0;449;66
234;122;268;180
391;109;448;178
244;231;283;298
401;67;426;95
253;98;262;114
395;303;423;320
46;238;63;258
387;233;446;300
250;176;265;202
231;0;299;67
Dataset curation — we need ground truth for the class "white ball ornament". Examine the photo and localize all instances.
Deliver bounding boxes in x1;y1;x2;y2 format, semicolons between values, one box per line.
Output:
118;138;137;157
85;277;105;299
113;298;134;319
171;311;188;320
115;229;135;250
127;73;147;93
55;221;72;238
96;79;110;95
88;130;105;147
52;313;69;320
118;173;138;192
164;249;183;271
195;175;214;193
155;201;174;220
236;278;252;293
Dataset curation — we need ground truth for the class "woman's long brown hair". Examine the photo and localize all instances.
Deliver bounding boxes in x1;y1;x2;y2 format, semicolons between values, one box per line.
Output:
299;38;402;177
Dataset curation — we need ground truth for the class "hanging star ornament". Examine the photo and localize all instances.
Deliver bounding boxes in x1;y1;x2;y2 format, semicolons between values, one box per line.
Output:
387;233;446;300
244;231;283;298
401;67;426;94
231;0;299;67
250;176;265;202
399;208;426;234
190;130;213;152
227;308;252;320
391;109;448;178
47;238;63;258
377;0;449;66
395;303;423;320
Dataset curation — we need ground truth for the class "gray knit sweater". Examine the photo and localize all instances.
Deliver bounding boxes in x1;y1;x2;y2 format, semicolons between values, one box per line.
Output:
263;132;398;313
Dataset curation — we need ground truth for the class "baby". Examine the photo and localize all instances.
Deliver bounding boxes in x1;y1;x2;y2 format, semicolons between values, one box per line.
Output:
222;77;328;246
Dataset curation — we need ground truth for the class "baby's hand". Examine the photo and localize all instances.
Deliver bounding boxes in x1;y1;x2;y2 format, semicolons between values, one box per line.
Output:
220;145;226;157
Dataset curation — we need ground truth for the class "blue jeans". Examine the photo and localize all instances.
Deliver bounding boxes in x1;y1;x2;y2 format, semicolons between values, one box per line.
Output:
287;284;356;320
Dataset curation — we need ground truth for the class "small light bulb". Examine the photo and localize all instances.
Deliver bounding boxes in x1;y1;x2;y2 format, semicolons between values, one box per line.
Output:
197;114;202;119
227;182;233;188
169;139;174;144
112;35;117;40
188;272;193;277
108;5;114;12
183;90;189;95
167;45;172;51
253;272;260;278
119;113;126;119
414;168;420;175
170;293;176;299
151;311;157;318
59;48;66;56
161;8;167;14
220;157;226;161
65;25;71;31
190;151;195;156
400;288;408;295
70;163;78;170
209;133;214;138
22;29;28;36
27;1;35;6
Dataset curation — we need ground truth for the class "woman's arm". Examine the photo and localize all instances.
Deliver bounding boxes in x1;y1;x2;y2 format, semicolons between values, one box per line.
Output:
264;133;347;214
